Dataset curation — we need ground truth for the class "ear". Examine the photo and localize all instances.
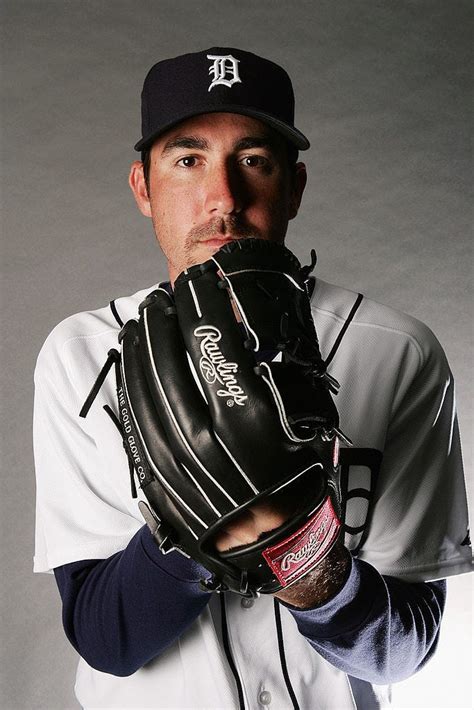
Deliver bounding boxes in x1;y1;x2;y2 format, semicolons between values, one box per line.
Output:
288;162;307;220
129;160;152;217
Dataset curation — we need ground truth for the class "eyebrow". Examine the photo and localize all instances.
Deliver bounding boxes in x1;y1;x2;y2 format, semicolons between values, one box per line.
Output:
161;136;210;155
234;136;279;152
160;133;280;156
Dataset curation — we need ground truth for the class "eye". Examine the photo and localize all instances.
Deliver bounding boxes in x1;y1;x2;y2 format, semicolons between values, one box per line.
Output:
177;156;199;168
240;154;269;168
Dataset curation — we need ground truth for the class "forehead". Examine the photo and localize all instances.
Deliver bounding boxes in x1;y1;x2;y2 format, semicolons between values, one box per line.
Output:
152;112;286;153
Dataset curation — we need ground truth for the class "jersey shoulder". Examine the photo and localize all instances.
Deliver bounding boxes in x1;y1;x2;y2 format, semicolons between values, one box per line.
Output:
311;278;447;369
35;285;157;383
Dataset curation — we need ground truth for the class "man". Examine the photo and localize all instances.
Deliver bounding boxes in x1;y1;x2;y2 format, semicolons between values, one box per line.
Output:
34;48;471;709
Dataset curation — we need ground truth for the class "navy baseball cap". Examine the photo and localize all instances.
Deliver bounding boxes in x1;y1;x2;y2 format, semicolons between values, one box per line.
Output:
134;47;310;152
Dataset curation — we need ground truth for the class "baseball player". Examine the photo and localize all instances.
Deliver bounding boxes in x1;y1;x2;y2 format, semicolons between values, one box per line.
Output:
34;48;472;709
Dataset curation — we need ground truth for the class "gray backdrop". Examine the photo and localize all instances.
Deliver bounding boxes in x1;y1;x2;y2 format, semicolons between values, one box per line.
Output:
1;1;472;708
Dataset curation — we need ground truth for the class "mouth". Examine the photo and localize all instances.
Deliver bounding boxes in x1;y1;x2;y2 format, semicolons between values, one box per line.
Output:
199;236;239;246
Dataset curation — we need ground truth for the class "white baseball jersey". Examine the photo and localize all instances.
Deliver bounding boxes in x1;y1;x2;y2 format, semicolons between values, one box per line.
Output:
33;278;471;709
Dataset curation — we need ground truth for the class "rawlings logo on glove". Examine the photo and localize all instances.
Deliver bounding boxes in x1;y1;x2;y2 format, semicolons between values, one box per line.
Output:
263;497;340;587
195;325;248;406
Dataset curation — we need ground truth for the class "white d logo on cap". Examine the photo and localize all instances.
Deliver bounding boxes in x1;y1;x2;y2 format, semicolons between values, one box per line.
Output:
207;54;242;92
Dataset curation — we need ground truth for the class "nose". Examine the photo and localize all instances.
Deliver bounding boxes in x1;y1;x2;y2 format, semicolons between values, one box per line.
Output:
203;161;243;216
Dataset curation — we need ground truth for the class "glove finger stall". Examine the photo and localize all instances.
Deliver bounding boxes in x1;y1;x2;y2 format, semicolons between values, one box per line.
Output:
174;265;314;489
120;319;217;531
140;289;261;513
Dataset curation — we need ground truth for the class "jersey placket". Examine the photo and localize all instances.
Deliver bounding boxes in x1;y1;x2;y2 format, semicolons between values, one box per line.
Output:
224;593;291;709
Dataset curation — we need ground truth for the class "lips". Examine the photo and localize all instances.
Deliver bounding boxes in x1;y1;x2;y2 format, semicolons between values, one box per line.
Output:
199;236;237;246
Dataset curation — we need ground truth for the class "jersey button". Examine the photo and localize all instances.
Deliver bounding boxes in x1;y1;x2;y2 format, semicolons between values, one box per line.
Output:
241;597;255;609
259;690;272;705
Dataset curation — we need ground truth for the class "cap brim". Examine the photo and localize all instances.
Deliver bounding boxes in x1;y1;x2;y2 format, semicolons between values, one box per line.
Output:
134;105;310;152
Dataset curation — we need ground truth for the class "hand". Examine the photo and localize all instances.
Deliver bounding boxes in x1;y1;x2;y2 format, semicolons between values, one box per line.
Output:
214;497;350;608
213;499;290;552
213;484;302;552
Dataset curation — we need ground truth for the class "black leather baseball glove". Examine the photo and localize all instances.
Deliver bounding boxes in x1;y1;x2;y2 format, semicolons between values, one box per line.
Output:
83;239;348;596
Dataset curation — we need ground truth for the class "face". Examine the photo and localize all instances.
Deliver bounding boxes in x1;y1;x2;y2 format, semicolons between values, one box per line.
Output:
129;112;307;283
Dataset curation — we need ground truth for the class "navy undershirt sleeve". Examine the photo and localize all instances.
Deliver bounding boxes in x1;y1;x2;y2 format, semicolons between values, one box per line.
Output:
284;556;446;684
55;530;446;682
54;525;211;676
